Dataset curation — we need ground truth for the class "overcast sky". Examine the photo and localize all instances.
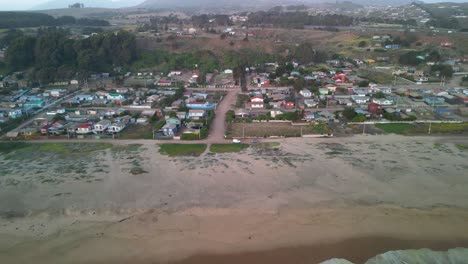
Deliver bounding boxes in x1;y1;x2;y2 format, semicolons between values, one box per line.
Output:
0;0;49;10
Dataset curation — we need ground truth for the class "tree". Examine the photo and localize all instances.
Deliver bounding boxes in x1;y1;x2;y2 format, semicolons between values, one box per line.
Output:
52;113;66;122
358;80;369;87
358;41;367;48
342;107;357;121
374;91;385;99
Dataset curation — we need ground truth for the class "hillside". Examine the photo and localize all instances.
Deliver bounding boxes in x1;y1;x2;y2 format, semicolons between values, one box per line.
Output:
138;0;415;9
31;0;144;10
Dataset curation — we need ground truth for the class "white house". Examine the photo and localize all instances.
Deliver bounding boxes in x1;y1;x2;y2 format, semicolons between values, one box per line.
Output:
76;124;92;134
352;96;370;104
8;109;22;119
376;87;392;94
107;93;125;101
372;98;394;106
50;89;65;97
108;121;126;133
162;124;178;136
93;120;111;133
304;99;318;108
300;89;312;98
251;96;264;103
188;109;206;120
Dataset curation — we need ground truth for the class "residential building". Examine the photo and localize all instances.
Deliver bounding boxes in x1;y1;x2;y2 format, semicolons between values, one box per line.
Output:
188;109;206;120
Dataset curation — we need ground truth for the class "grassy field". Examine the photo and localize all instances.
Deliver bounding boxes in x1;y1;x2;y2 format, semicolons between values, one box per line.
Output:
456;144;468;151
210;144;249;153
375;123;468;135
159;144;207;157
227;123;320;138
0;142;112;158
375;123;415;134
118;124;153;139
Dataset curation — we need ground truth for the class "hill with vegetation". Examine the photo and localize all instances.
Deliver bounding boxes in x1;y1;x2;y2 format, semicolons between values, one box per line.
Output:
0;11;110;29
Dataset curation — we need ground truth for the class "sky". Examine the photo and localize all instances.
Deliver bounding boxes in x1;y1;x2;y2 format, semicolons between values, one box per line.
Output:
0;0;49;10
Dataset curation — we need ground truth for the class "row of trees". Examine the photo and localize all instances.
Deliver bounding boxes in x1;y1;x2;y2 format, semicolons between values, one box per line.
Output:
247;11;355;28
5;28;136;84
0;12;109;29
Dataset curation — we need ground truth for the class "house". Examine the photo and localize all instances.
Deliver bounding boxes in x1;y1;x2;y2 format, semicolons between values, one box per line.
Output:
94;120;111;133
115;88;129;94
50;89;65;97
352;96;369;104
162;124;178;136
186;101;215;109
76;94;95;102
368;103;383;115
107;93;125;101
372;98;394;106
76;124;93;134
234;109;249;118
171;99;183;109
176;111;187;119
303;111;315;121
304;99;318;108
326;84;337;93
188;109;206;120
146;94;160;103
424;97;445;105
270;93;286;101
141;110;156;118
283;101;295;109
246;102;264;109
157;78;173;86
8;109;23;119
376;87;392;94
299;89;312;98
269;101;283;109
41;124;52;134
166;118;181;127
251;96;264;103
108;121;127;133
319;88;329;95
435;107;454;117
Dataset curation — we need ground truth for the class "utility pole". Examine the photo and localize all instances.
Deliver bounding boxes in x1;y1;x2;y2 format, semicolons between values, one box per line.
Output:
242;125;245;139
363;123;366;135
428;122;432;135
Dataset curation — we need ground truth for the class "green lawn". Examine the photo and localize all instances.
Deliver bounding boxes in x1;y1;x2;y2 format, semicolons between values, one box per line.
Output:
375;123;468;135
159;144;207;157
375;123;415;134
455;144;468;151
210;144;249;153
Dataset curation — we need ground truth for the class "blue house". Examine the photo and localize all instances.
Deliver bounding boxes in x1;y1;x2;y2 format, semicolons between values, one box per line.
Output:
435;107;454;117
186;101;215;110
424;97;445;105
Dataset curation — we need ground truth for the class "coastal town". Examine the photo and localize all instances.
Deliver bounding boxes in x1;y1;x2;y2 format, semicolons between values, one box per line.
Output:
1;52;467;141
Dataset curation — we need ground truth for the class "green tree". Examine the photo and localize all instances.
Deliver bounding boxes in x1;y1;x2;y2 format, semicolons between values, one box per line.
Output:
342;107;357;121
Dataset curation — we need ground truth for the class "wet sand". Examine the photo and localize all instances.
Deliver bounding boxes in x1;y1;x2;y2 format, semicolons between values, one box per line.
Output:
174;237;468;264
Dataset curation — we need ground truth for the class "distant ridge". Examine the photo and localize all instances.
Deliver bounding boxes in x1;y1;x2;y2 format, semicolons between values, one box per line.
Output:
138;0;417;9
31;0;144;10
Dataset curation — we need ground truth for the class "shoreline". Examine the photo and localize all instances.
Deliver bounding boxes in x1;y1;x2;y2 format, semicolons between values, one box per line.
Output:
2;204;468;263
173;237;468;264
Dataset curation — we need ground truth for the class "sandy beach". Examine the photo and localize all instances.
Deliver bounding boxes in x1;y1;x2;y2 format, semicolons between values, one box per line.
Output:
1;135;468;263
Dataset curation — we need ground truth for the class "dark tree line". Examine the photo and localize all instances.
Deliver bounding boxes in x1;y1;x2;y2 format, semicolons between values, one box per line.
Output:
0;12;110;29
5;28;136;84
247;11;355;28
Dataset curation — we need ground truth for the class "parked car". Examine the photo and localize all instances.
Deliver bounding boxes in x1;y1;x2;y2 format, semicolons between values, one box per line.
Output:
232;139;241;143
